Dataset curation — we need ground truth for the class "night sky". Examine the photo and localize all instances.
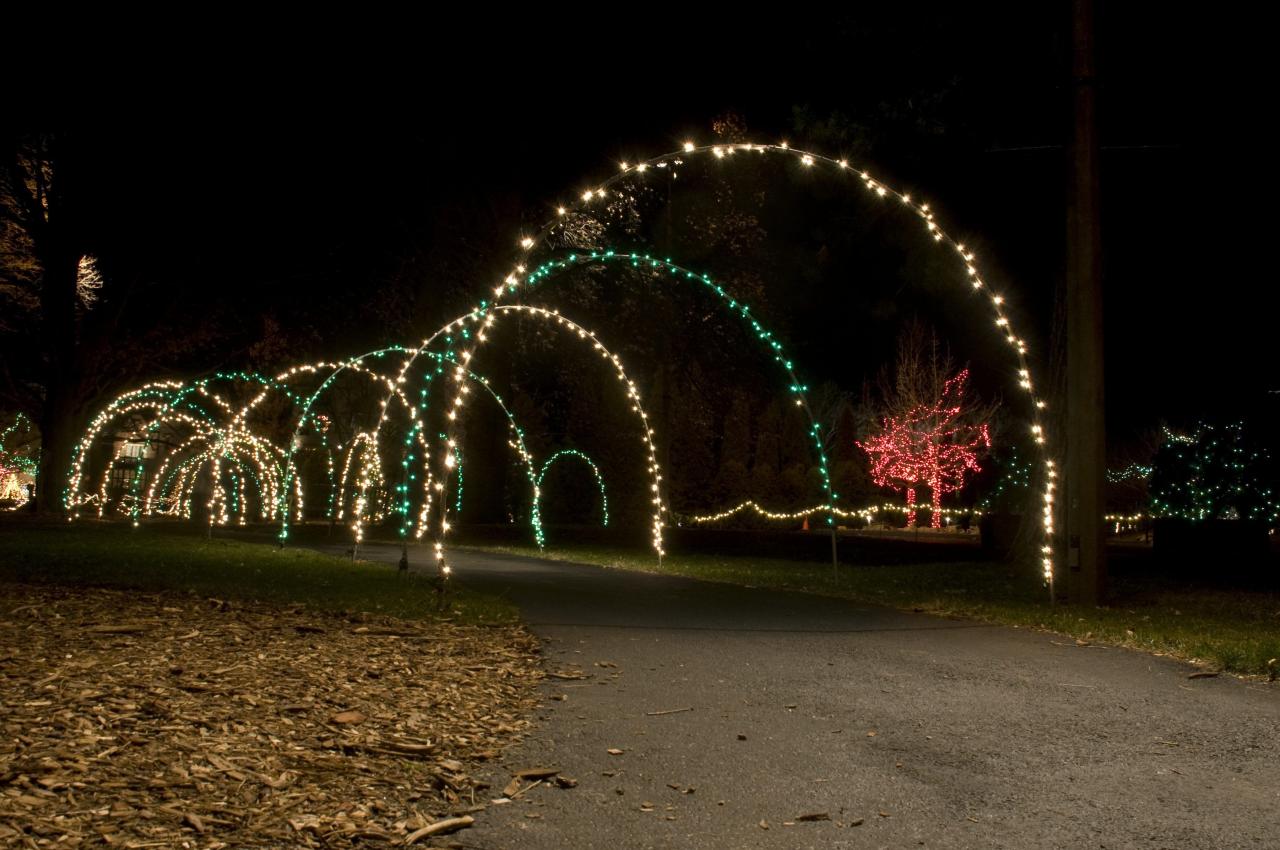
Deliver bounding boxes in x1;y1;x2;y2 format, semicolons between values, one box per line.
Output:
25;6;1272;449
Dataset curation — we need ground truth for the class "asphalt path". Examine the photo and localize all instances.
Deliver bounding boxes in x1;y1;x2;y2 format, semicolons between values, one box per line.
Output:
325;543;1280;849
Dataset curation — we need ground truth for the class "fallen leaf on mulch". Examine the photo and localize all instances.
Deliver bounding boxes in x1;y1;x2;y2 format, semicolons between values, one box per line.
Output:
0;581;541;849
607;748;625;755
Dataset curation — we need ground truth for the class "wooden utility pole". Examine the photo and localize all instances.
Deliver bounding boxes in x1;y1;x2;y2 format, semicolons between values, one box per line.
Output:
1066;0;1107;604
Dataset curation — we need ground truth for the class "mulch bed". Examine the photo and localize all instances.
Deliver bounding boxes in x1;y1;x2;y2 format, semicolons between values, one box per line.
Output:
0;582;543;848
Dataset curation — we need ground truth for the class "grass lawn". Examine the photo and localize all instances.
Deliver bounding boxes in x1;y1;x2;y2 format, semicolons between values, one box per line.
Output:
459;539;1280;678
0;520;516;624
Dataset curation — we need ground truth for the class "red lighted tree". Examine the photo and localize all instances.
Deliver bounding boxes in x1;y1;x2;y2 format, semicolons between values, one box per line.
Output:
857;369;991;528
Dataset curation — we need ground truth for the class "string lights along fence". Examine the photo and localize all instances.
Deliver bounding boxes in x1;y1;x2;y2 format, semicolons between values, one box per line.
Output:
64;139;1059;595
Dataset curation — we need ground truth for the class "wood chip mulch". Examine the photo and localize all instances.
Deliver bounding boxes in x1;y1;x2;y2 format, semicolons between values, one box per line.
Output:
0;582;543;848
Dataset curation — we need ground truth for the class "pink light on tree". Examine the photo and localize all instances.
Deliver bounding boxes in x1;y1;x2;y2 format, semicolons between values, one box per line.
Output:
857;369;991;528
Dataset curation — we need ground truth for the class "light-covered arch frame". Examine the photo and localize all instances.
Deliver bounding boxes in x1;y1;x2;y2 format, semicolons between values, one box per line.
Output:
537;448;609;529
490;141;1056;590
520;249;839;532
413;303;666;576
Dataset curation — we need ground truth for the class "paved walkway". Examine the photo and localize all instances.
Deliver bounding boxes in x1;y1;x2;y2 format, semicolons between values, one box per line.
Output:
333;543;1280;849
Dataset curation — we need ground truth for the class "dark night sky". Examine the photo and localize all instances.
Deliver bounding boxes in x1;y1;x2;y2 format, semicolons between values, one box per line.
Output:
25;5;1272;447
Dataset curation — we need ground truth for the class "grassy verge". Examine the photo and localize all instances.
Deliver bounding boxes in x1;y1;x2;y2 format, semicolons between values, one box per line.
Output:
459;540;1280;677
0;521;517;624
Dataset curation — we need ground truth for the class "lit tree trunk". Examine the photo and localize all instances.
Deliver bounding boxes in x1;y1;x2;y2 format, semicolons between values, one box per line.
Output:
906;486;917;528
927;444;942;528
930;476;943;529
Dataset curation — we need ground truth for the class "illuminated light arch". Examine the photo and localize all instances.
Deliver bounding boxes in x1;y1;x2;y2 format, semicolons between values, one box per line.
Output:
146;429;286;523
345;435;390;540
491;142;1056;590
244;348;529;547
66;381;207;511
82;345;489;544
65;141;1059;596
519;249;840;528
277;345;450;544
343;324;482;550
168;446;273;525
422;351;545;548
155;445;271;522
106;372;314;525
414;303;666;576
536;449;609;529
203;448;271;527
266;355;433;536
135;363;428;525
91;409;217;517
0;414;38;505
88;384;282;519
317;344;543;548
83;388;278;523
467;304;661;554
0;413;38;477
178;435;282;519
335;432;404;538
334;433;376;523
68;360;423;532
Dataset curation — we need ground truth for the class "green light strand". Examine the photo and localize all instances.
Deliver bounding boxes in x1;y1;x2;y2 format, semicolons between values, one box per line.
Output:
536;448;609;528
